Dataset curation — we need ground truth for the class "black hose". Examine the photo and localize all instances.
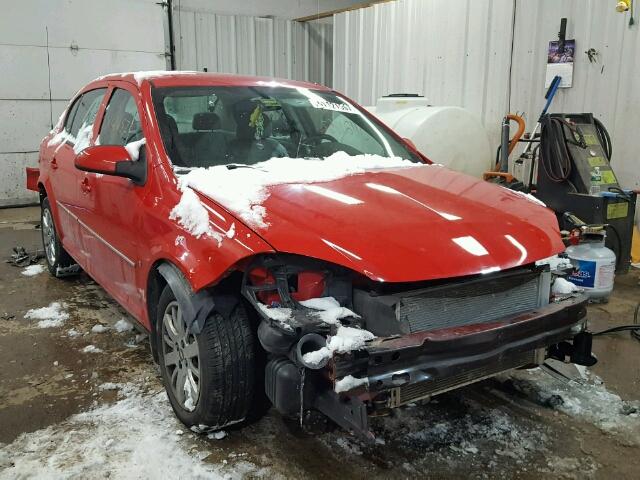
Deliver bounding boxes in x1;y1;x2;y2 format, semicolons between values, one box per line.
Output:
606;224;624;271
594;117;612;161
539;115;574;183
592;302;640;342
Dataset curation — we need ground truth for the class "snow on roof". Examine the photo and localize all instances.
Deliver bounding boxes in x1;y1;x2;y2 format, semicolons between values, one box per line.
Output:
93;70;199;85
91;71;326;90
174;152;418;230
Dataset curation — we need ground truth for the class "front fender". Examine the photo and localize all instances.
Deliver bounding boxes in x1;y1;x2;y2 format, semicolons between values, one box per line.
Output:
143;183;275;294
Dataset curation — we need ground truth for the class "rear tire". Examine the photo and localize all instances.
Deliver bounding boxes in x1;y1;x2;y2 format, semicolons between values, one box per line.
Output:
156;285;259;430
41;197;77;277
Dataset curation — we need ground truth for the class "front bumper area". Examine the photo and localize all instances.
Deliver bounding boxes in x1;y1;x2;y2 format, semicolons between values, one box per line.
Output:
338;293;588;394
317;294;589;439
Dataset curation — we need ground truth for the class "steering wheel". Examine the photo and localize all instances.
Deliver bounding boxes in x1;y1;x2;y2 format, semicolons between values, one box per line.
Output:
301;133;338;146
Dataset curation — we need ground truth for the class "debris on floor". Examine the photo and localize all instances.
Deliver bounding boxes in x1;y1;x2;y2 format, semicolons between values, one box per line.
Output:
5;246;43;268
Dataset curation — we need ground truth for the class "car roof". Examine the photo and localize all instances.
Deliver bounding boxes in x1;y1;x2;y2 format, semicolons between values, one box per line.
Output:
91;70;332;91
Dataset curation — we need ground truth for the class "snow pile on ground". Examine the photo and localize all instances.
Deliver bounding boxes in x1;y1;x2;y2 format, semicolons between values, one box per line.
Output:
24;302;69;328
303;326;375;366
0;384;251;479
300;297;359;325
91;324;109;333
552;277;580;295
21;264;45;276
175;152;417;229
125;138;146;161
334;375;369;393
114;318;134;333
207;431;227;441
81;345;103;354
508;367;640;445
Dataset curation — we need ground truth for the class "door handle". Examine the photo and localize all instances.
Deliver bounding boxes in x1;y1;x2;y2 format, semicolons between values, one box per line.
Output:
51;158;58;170
80;178;92;194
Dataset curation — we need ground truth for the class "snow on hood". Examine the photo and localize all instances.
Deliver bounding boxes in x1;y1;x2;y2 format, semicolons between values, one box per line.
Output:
170;152;564;282
174;152;416;230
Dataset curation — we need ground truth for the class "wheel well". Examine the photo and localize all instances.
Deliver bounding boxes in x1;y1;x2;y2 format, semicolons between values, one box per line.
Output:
146;261;168;363
38;183;47;203
146;261;245;363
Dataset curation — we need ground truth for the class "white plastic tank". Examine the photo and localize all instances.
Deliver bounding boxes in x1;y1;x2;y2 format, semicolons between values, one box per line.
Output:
366;96;493;178
565;236;616;301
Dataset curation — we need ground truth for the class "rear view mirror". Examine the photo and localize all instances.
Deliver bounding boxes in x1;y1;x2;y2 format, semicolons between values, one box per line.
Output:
75;145;146;185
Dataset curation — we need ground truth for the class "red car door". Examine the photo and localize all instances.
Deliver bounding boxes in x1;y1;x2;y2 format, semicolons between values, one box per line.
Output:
76;83;150;319
48;88;107;263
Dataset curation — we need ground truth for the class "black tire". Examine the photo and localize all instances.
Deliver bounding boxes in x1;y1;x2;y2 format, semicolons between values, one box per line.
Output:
156;285;259;430
41;197;77;277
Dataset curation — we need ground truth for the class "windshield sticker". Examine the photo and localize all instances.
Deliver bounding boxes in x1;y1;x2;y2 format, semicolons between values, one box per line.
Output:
309;98;357;114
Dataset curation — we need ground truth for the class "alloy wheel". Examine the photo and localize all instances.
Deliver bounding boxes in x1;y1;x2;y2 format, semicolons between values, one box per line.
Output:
42;208;56;265
162;301;201;411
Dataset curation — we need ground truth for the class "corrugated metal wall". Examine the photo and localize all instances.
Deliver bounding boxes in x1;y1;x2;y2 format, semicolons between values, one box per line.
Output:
174;9;333;86
0;0;166;207
511;0;639;193
333;0;640;191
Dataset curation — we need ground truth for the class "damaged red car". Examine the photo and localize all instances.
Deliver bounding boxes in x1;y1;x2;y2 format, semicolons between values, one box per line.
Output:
27;72;592;440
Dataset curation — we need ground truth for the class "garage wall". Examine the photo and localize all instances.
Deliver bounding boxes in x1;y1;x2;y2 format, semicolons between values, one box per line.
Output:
333;0;640;191
0;0;167;207
510;0;640;194
174;9;333;86
178;0;366;19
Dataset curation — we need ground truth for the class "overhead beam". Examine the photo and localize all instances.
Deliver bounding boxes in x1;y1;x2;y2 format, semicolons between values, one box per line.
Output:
294;0;394;22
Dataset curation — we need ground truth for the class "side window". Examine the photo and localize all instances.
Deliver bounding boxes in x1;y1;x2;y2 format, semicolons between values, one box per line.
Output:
63;100;80;134
67;89;107;140
99;89;143;146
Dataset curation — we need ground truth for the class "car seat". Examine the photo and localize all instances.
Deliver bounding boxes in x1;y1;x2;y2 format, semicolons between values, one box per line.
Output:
228;100;287;164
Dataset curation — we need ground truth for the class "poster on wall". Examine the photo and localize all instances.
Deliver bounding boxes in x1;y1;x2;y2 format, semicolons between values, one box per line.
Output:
545;39;575;88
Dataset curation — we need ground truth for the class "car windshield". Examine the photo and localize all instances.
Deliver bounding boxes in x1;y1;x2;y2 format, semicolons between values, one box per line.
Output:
151;85;421;169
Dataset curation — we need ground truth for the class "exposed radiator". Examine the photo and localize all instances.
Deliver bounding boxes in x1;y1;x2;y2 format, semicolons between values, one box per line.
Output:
398;270;550;333
388;349;538;407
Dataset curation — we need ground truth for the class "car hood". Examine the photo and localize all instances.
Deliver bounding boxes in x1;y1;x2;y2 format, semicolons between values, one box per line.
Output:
205;165;564;283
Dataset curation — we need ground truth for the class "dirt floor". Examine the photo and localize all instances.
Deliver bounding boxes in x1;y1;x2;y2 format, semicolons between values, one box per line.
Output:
1;206;639;479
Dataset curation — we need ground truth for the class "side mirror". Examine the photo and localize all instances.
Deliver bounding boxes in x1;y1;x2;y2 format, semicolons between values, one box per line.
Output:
74;145;146;185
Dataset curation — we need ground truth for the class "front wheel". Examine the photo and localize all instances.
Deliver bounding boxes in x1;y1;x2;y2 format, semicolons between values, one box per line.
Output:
156;285;259;430
41;197;77;277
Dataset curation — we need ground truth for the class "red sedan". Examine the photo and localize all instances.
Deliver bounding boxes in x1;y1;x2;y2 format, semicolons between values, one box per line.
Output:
27;72;590;440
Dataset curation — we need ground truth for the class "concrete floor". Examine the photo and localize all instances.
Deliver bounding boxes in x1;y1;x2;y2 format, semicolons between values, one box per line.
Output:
1;206;639;479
